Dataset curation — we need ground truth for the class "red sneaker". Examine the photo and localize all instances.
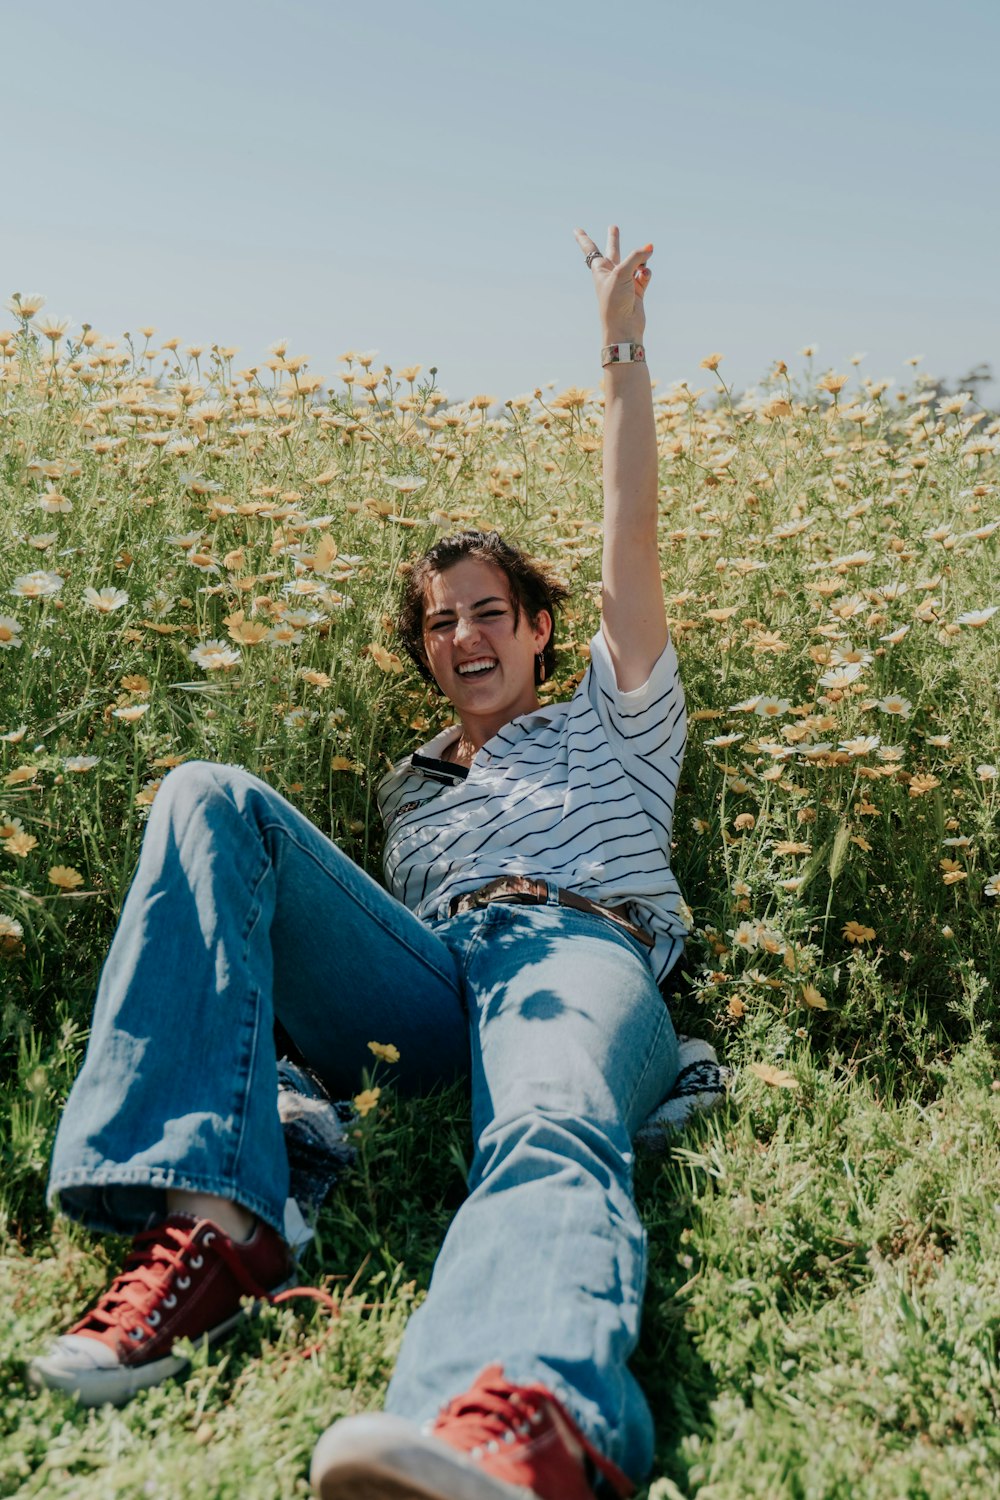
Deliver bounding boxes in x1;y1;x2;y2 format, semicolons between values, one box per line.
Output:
310;1363;634;1500
28;1214;293;1407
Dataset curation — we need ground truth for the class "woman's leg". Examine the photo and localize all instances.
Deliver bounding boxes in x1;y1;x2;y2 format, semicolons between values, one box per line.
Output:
48;760;467;1238
384;901;679;1482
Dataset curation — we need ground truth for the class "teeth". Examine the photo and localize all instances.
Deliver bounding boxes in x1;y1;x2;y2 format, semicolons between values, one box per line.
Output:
457;659;496;676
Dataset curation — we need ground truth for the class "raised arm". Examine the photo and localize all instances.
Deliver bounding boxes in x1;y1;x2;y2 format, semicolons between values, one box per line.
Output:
574;225;667;692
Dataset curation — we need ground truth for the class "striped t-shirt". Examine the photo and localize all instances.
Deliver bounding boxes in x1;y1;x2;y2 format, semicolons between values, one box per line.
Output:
376;627;688;984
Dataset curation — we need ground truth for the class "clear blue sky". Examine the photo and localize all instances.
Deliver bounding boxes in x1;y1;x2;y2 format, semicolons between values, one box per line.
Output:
6;0;998;401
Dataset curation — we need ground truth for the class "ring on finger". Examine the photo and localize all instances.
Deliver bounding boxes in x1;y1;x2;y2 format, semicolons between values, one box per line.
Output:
585;248;605;269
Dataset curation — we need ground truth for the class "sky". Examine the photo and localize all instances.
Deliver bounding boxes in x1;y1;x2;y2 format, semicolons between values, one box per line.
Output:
5;0;999;404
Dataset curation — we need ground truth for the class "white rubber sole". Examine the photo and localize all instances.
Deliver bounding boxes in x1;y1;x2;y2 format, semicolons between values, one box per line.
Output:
310;1413;531;1500
28;1279;296;1408
27;1307;244;1408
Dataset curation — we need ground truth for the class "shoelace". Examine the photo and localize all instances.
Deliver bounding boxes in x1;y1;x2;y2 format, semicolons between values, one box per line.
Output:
433;1374;546;1449
270;1284;340;1361
433;1369;634;1499
76;1219;341;1339
76;1220;225;1337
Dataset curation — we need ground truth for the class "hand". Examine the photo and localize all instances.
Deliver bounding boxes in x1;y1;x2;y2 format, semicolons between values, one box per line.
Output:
573;225;652;343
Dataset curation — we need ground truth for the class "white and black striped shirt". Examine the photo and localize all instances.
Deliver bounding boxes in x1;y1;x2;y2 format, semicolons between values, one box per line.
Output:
377;627;688;984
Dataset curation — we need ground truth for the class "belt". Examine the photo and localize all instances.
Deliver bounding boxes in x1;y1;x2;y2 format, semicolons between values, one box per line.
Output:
447;876;654;950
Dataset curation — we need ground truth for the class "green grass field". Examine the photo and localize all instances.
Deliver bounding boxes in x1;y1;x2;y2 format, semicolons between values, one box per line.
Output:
1;308;998;1497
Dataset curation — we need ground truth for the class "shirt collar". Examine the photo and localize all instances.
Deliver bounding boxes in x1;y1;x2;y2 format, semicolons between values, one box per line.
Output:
414;702;563;762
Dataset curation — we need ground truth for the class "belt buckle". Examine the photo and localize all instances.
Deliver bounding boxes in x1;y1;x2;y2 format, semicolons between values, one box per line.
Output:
452;890;482;918
451;876;545;919
499;876;546;904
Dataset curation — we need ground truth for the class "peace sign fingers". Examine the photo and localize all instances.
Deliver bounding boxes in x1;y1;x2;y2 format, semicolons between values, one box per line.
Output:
574;224;652;340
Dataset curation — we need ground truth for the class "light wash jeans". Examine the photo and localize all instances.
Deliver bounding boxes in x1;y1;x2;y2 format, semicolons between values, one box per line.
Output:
49;760;680;1479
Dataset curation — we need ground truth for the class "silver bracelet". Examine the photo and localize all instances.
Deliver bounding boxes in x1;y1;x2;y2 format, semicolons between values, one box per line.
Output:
601;341;645;367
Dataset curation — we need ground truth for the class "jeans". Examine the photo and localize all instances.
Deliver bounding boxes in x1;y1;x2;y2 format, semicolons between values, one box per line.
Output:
49;761;680;1478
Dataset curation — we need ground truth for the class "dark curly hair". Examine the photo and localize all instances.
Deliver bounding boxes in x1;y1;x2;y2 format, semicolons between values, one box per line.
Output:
397;530;571;690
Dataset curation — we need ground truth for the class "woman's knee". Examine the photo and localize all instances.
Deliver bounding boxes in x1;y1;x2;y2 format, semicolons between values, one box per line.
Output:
145;762;276;855
151;760;338;872
156;759;256;815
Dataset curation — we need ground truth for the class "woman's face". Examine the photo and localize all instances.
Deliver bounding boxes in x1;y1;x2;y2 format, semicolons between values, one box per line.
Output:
421;557;551;728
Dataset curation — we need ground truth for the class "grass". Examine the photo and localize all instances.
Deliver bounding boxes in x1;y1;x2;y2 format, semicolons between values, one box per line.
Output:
1;308;998;1496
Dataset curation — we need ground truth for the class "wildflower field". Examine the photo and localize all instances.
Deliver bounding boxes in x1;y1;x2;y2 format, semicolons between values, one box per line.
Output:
1;298;998;1498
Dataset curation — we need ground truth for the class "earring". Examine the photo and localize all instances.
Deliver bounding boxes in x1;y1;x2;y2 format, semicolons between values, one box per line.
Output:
536;651;546;685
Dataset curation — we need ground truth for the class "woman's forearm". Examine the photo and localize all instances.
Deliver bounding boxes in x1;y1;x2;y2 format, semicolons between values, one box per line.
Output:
574;225;668;688
602;355;658;544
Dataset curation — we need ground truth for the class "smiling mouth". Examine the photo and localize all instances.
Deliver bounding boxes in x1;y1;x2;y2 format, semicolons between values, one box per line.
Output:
456;657;498;677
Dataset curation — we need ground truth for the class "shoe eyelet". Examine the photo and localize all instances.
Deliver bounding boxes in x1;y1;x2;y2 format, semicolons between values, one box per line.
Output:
470;1447;483;1461
486;1440;500;1454
147;1311;161;1327
190;1254;204;1269
203;1231;216;1245
163;1294;177;1309
128;1328;145;1341
177;1275;191;1290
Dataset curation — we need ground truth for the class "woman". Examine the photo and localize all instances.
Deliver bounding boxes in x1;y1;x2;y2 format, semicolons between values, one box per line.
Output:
31;226;688;1500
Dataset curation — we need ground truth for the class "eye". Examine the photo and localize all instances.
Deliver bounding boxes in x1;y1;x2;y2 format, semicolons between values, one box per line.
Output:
476;609;505;621
429;620;455;632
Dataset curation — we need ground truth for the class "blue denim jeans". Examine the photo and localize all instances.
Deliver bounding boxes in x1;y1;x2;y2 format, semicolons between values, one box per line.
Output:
49;761;680;1478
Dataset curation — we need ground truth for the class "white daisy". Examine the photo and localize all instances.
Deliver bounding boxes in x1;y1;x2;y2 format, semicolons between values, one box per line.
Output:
189;640;241;671
384;475;427;493
818;663;864;689
0;616;23;648
10;571;63;599
729;921;759;952
84;587;129;614
283;707;317;729
839;735;881;756
829;645;873;668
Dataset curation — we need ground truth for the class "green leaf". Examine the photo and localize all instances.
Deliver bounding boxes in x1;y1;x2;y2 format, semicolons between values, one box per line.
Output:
827;819;852;886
